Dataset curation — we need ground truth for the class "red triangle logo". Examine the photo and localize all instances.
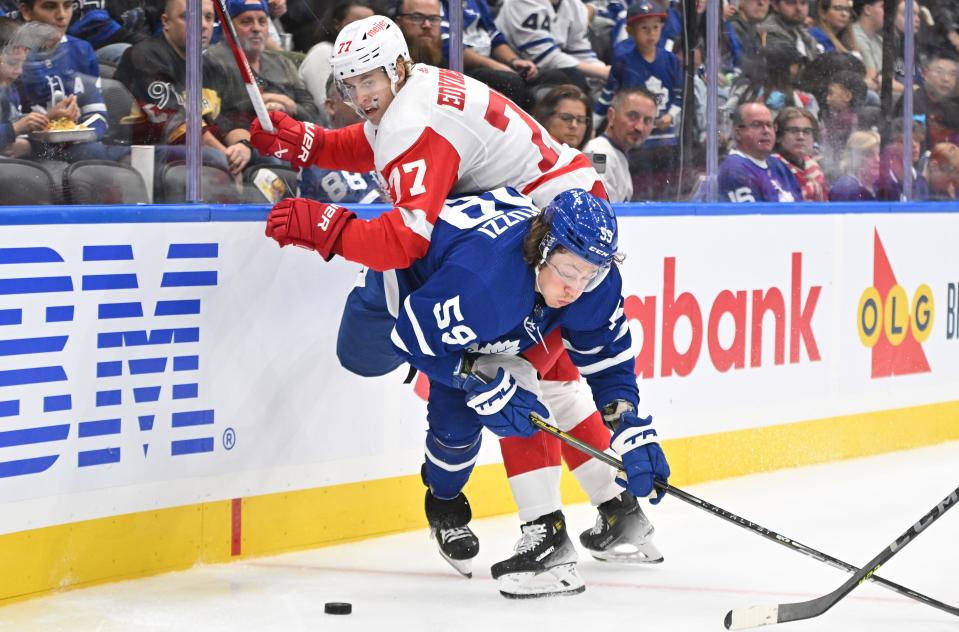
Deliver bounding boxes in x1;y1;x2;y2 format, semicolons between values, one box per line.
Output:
871;229;930;377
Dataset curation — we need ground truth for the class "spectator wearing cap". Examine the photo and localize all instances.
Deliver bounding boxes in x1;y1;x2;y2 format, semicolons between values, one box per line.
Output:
595;0;682;200
583;86;657;201
495;0;609;95
760;0;822;62
772;106;828;200
207;0;320;130
719;101;802;202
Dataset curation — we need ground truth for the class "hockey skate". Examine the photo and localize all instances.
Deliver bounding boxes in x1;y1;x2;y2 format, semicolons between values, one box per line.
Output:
579;492;664;563
425;490;479;578
491;510;585;599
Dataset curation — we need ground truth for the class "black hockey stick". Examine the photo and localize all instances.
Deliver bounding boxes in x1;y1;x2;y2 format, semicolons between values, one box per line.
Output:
724;485;959;629
525;412;959;621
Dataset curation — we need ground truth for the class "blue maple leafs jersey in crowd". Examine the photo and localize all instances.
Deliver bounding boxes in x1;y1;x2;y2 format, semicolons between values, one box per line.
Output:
388;187;639;411
718;150;803;202
596;39;682;148
297;167;387;204
17;35;108;138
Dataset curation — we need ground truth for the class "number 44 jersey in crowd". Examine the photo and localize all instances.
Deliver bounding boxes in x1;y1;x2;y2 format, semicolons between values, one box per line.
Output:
311;64;605;271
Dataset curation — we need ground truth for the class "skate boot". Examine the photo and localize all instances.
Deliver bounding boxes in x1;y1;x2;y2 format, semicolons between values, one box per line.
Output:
579;492;663;563
425;490;479;578
491;510;585;599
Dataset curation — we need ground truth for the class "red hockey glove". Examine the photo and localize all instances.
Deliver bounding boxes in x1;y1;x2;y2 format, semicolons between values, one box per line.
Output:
265;198;355;260
249;111;324;170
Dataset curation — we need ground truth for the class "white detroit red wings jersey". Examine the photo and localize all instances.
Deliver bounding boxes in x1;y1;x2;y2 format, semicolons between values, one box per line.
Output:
312;64;604;271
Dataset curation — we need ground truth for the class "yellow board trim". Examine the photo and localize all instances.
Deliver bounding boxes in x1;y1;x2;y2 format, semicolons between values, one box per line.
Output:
3;401;958;605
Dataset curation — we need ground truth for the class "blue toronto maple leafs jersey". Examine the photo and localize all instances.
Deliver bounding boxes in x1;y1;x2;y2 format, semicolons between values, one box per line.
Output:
718;150;802;202
298;167;387;204
596;39;682;148
387;187;639;410
17;35;108;139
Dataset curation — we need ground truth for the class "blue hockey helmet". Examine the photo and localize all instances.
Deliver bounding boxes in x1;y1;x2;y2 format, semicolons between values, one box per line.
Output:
540;189;618;268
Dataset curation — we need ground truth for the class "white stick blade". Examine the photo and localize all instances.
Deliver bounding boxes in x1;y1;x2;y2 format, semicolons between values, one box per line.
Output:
724;606;779;630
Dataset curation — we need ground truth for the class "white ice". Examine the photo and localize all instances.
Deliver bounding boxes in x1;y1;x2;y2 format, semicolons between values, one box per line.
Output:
2;442;958;632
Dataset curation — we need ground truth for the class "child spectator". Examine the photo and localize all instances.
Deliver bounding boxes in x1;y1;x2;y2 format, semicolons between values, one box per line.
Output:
818;69;867;177
15;2;128;161
0;17;47;157
595;1;682;199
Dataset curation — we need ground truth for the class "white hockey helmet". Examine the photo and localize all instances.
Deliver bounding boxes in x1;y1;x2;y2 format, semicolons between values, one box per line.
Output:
330;15;411;89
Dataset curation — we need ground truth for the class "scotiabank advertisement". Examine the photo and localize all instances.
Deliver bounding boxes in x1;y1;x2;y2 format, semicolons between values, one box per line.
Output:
0;210;957;534
616;213;957;434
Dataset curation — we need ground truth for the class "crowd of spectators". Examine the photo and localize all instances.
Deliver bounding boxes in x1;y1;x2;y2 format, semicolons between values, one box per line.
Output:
1;0;958;203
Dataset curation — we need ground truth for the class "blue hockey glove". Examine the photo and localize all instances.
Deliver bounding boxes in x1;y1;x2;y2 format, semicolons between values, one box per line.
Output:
607;407;670;504
463;367;547;438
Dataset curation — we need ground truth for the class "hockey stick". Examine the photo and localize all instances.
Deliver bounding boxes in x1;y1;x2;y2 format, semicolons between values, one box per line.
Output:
724;485;959;629
525;412;959;621
211;0;274;132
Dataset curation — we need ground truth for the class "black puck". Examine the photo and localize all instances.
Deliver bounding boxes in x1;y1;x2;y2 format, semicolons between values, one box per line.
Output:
324;602;352;615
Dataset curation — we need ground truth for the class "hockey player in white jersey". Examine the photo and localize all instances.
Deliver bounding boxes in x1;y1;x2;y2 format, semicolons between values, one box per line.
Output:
249;14;662;585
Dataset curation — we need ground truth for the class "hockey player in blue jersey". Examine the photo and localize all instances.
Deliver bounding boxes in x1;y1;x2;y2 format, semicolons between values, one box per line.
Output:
316;187;671;597
719;101;802;202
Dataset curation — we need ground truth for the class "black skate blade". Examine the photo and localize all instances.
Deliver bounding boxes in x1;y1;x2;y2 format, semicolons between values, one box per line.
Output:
590;551;665;564
499;585;586;599
438;552;473;578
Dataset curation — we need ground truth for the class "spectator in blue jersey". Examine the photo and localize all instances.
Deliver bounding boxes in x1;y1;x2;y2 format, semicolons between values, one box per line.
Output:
0;17;48;157
828;129;880;201
583;85;657;201
595;1;682;200
721;0;769;72
298;75;388;203
67;0;151;67
15;0;129;162
719;101;802;202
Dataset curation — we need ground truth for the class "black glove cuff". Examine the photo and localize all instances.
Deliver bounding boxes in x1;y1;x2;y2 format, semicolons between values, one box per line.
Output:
601;399;635;432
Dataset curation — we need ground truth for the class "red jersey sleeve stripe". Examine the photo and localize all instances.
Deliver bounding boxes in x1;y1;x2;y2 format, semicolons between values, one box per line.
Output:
313;123;375;172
